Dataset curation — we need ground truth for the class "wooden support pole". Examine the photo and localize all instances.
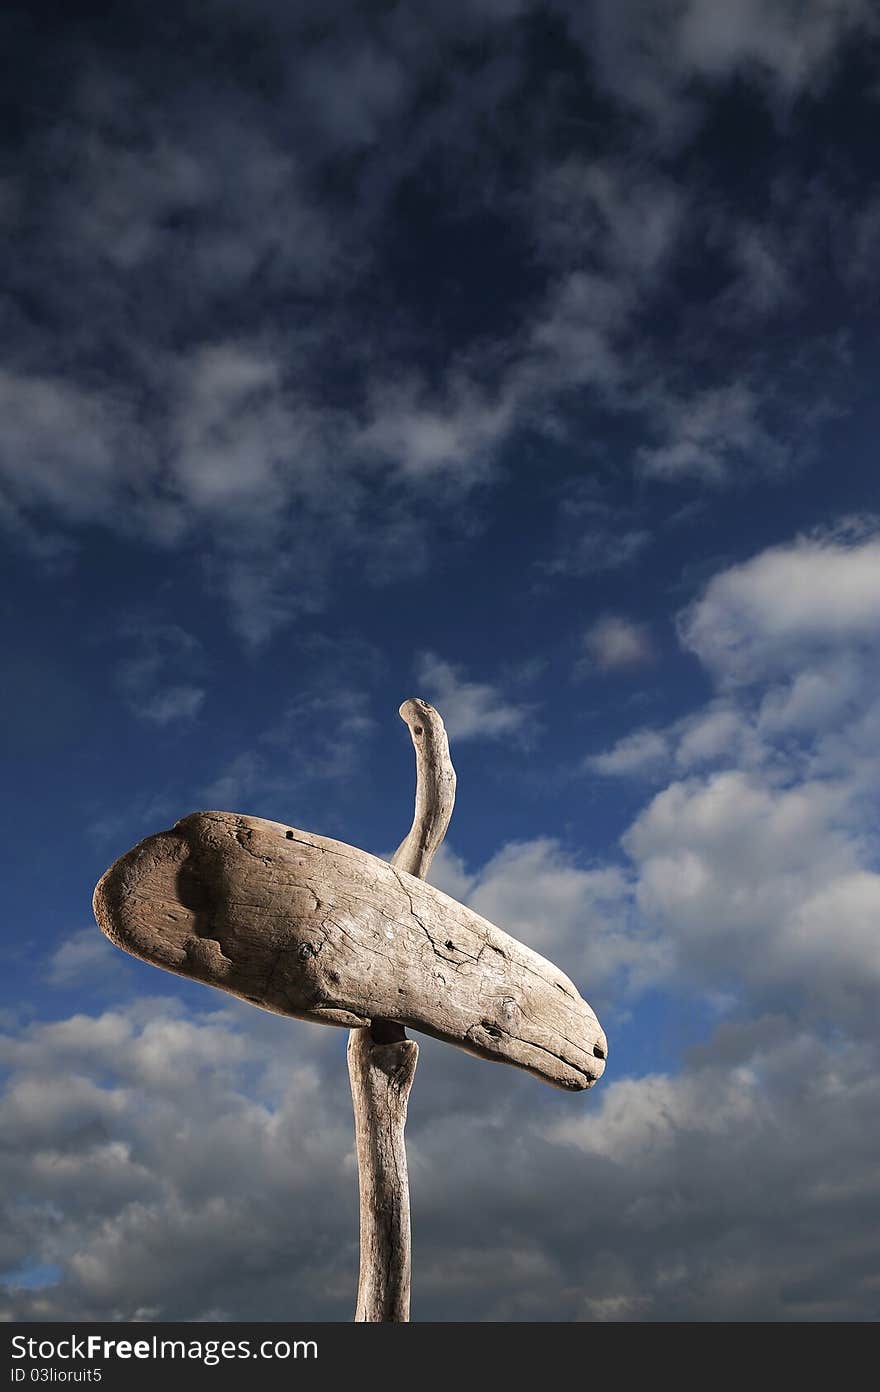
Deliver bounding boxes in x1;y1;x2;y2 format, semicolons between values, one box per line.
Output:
347;699;456;1323
346;1022;418;1323
93;698;608;1324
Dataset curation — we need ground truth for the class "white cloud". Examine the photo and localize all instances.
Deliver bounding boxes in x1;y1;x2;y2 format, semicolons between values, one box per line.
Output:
553;523;650;575
577;0;875;138
46;931;127;990
672;0;873;92
458;836;656;999
525;271;631;394
532;158;685;280
638;381;785;484
548;1016;880;1319
718;219;798;320
201;685;376;818
423;841;476;903
679;530;880;681
622;768;880;1009
170;345;297;516
582;615;654;672
4;0;872;660
591;699;772;783
115;624;206;726
845;193;880;287
63;92;338;291
141;686;205;724
554;1059;762;1164
358;374;513;479
0;999;357;1320
3;991;879;1321
756;656;866;736
540;485;652;578
0;370;145;528
572;512;880;1031
0;157;817;660
414;652;533;740
0;340;506;648
674;702;756;770
582;527;880;1020
299;41;407;149
590;728;670;777
201;751;267;812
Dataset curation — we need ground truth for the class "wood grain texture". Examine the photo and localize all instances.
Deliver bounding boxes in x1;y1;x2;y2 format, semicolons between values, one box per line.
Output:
391;698;457;879
349;701;459;1319
94;808;607;1090
346;699;457;1322
347;1023;418;1321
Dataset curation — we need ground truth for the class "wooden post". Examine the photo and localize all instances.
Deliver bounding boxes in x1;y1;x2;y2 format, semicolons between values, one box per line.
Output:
93;697;608;1324
347;699;456;1323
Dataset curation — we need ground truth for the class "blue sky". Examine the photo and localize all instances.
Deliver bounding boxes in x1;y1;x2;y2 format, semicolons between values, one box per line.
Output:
2;0;879;1321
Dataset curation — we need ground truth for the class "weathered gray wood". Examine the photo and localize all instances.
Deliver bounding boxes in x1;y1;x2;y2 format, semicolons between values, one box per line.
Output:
93;808;607;1091
93;696;610;1328
391;697;457;879
347;1023;418;1322
347;699;457;1323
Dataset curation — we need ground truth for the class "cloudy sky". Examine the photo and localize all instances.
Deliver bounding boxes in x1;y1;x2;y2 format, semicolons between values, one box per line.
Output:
2;0;879;1322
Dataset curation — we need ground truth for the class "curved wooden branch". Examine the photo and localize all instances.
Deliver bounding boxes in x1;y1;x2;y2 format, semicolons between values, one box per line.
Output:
392;698;457;880
348;698;456;1323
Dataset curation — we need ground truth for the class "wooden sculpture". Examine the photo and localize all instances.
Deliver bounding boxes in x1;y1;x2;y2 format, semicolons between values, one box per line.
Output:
93;698;607;1321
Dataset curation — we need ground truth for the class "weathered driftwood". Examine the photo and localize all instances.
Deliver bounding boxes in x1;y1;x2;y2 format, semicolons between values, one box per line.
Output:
93;808;607;1092
347;699;457;1322
92;695;609;1326
347;1024;418;1321
391;698;457;880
